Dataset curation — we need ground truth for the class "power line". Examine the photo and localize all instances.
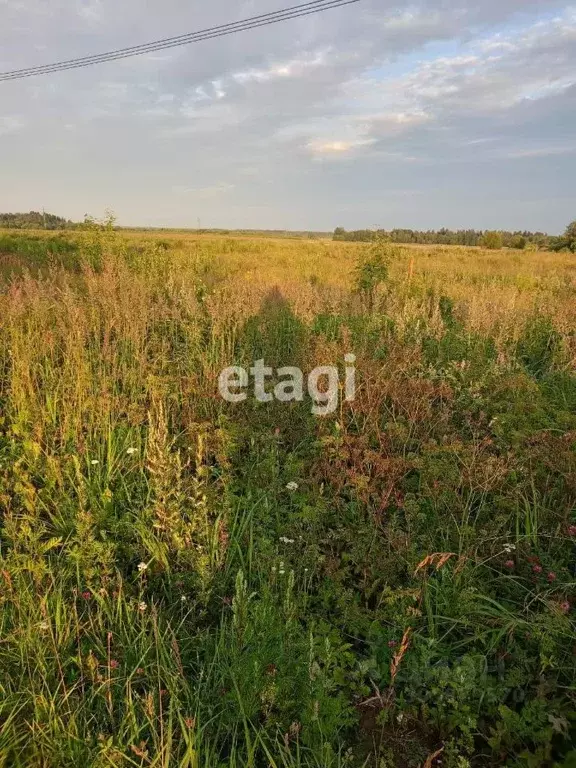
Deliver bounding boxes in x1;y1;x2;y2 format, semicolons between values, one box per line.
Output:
1;0;358;80
0;0;356;80
3;0;339;76
0;0;361;82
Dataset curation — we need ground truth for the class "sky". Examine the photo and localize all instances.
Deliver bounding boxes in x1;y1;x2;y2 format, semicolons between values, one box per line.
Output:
0;0;575;232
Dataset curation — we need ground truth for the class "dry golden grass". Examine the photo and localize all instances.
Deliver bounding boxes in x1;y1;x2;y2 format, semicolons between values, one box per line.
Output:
0;226;575;767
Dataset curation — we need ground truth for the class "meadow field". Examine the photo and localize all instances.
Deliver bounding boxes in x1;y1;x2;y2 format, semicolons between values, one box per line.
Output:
0;223;575;767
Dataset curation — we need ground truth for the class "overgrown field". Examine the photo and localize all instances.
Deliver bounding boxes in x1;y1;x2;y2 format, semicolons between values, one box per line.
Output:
0;225;575;767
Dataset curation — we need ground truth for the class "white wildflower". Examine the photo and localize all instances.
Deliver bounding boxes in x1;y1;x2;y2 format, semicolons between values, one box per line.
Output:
137;562;148;572
285;481;298;492
126;447;137;455
138;601;147;612
279;536;295;544
181;595;187;602
90;459;99;465
503;544;516;554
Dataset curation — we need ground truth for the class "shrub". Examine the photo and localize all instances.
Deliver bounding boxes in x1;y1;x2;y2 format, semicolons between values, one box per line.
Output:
481;231;503;250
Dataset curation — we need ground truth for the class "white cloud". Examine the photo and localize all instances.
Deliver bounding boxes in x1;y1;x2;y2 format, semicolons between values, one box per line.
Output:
307;138;375;155
232;51;329;83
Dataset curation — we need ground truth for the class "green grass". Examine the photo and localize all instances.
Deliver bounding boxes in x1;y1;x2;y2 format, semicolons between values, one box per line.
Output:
0;232;81;277
0;224;575;767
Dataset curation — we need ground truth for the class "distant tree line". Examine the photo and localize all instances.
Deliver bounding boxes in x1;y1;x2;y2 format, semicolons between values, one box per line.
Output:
1;210;573;251
333;227;555;250
0;211;73;230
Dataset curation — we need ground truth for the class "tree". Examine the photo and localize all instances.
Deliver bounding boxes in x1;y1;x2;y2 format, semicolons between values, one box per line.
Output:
550;220;576;253
564;220;576;252
481;231;503;250
510;234;526;250
0;210;71;229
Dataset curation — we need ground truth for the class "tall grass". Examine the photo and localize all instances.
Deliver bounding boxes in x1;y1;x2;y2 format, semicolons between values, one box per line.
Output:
0;224;575;766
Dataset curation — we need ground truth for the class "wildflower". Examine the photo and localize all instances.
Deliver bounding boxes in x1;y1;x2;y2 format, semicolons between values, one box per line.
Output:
109;659;119;669
81;591;92;600
126;447;137;455
91;459;99;465
285;481;298;492
533;564;543;574
568;525;576;537
180;595;187;602
136;667;145;675
560;601;570;614
138;601;147;612
279;536;295;544
184;717;196;729
547;572;557;583
503;543;516;554
504;560;515;569
137;562;148;573
39;620;49;631
274;427;281;436
388;640;398;648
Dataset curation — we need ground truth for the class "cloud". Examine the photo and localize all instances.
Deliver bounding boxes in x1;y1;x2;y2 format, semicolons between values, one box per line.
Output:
303;8;576;166
396;10;576;115
0;0;574;232
307;138;376;156
232;51;329;84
